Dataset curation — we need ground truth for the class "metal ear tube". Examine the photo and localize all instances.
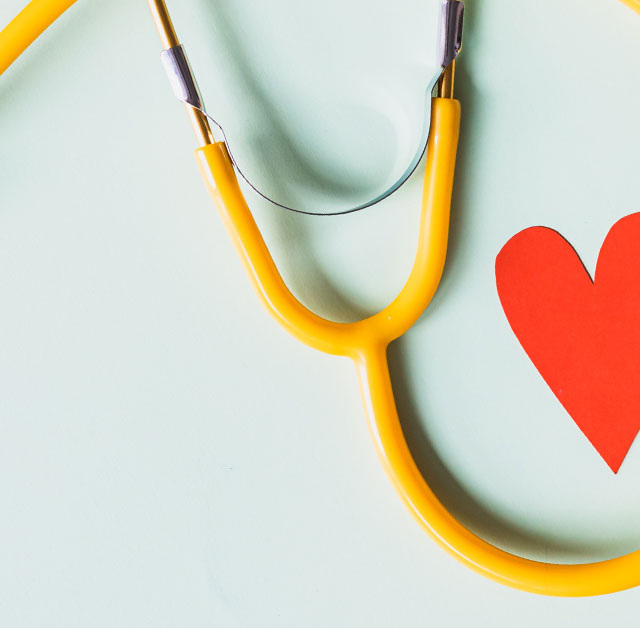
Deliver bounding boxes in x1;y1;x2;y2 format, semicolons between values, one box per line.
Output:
152;0;464;215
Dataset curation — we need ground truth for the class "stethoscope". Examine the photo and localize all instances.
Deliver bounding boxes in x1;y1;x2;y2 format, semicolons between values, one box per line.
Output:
2;0;640;597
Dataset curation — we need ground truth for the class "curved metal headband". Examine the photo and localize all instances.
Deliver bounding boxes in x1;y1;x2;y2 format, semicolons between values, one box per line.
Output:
160;1;464;215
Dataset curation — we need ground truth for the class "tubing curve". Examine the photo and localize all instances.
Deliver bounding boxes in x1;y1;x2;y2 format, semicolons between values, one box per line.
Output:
355;346;640;596
195;99;460;355
0;0;77;76
197;98;640;596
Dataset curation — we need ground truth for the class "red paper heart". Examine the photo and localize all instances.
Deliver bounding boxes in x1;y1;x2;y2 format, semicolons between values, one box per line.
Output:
495;213;640;473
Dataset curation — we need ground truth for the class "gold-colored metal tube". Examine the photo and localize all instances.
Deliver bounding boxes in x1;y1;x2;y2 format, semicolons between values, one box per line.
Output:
437;61;456;99
437;0;462;99
147;0;214;147
147;0;179;49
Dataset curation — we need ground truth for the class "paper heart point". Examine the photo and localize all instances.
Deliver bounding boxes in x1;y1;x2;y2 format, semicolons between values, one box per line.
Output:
495;212;640;473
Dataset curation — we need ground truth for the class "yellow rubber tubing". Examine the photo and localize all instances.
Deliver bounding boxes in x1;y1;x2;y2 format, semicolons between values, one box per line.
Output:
197;98;640;596
621;0;640;13
3;0;640;598
0;0;77;76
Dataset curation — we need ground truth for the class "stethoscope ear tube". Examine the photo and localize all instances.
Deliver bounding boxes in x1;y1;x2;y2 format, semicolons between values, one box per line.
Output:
161;41;441;216
157;1;466;215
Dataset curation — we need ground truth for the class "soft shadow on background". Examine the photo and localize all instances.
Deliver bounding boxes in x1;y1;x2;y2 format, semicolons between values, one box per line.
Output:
195;0;640;563
200;1;358;207
392;2;640;563
200;0;422;322
199;0;379;321
199;0;421;215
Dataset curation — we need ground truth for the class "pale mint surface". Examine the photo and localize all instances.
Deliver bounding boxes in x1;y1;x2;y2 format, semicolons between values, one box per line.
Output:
1;0;640;625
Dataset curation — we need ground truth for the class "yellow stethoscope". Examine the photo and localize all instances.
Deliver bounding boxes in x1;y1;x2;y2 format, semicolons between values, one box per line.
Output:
2;0;640;597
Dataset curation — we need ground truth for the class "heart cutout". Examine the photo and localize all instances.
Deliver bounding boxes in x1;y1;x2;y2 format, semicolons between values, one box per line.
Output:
495;213;640;473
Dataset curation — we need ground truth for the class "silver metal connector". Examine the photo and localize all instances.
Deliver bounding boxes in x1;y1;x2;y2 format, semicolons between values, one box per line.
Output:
439;0;464;68
151;0;464;214
160;45;203;112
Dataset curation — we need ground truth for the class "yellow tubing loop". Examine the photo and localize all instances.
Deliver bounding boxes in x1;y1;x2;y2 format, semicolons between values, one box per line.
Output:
2;0;640;598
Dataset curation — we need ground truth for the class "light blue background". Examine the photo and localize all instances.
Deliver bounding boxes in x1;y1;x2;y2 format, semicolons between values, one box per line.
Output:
1;0;640;625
